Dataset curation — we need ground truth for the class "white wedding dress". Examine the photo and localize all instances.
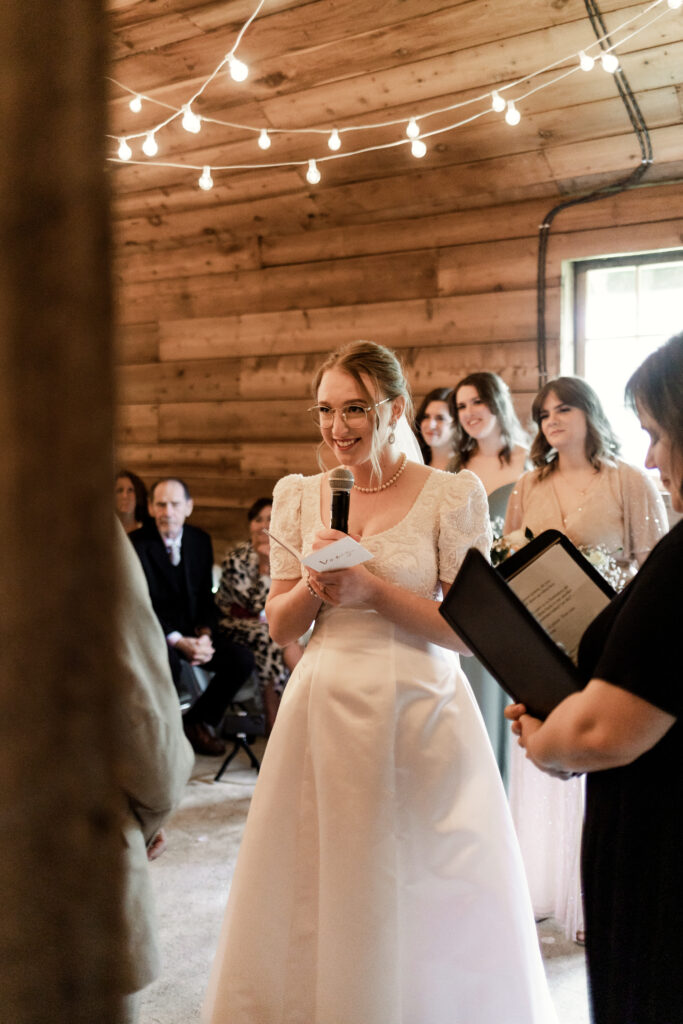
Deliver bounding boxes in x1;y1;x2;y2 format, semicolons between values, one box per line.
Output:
204;469;558;1024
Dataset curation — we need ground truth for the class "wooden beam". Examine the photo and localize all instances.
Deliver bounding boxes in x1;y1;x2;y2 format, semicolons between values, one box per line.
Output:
155;289;558;361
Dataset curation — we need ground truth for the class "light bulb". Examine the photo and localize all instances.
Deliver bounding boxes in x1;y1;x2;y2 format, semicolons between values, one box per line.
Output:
579;50;595;71
601;52;619;73
505;100;521;126
328;129;341;151
257;129;271;150
142;131;158;157
182;105;201;134
227;53;249;82
491;91;506;113
411;138;427;158
198;166;213;191
406;118;420;139
128;95;142;113
667;0;682;9
117;138;132;161
306;159;321;185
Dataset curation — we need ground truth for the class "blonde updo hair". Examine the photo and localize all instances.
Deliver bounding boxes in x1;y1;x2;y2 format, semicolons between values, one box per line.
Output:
312;340;414;484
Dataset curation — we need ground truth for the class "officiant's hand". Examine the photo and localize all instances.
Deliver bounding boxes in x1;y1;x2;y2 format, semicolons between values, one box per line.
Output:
505;703;576;780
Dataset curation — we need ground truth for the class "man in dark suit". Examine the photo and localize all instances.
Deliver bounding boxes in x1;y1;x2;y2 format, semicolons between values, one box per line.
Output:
130;477;254;756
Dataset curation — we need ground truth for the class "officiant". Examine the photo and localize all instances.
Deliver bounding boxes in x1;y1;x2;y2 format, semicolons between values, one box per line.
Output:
506;330;683;1024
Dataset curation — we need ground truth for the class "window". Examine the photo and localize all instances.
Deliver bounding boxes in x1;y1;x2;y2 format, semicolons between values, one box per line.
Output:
572;250;683;469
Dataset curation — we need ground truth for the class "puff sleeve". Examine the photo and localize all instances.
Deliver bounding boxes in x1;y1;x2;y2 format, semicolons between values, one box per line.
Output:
437;470;492;584
269;474;305;580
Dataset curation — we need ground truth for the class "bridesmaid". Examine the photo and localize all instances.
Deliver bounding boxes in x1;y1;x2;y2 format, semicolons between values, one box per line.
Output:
504;375;667;942
451;372;529;781
414;387;455;468
451;371;528;520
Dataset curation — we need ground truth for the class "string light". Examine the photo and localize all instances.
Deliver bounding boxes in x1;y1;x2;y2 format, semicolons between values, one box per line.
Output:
198;166;214;190
411;138;427;158
227;53;249;82
406;118;420;139
505;100;521;126
142;131;158;156
306;159;321;184
108;0;676;186
181;104;201;134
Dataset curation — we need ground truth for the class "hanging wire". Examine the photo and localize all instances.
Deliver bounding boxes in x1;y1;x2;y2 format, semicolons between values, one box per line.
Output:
108;0;672;151
535;0;659;386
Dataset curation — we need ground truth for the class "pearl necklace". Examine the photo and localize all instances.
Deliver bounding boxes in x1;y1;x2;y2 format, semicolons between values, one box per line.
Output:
354;453;408;493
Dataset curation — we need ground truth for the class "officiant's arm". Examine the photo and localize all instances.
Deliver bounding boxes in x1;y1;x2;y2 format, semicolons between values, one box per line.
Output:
507;679;675;774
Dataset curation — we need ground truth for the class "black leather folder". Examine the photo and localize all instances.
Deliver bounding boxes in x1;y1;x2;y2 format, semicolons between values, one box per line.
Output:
439;530;615;719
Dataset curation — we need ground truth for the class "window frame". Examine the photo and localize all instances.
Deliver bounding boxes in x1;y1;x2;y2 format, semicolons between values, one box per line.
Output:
572;248;683;376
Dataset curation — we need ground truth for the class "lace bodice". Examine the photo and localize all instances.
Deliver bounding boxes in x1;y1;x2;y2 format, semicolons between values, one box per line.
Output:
270;468;491;601
504;459;667;569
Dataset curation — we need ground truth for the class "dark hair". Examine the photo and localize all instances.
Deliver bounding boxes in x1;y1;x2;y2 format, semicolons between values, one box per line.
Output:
414;387;454;464
312;340;413;480
529;376;620;477
247;497;272;522
452;371;527;471
115;469;150;525
149;477;192;502
626;331;683;502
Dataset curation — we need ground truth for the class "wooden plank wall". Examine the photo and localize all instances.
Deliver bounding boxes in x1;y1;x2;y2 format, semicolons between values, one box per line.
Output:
115;181;683;555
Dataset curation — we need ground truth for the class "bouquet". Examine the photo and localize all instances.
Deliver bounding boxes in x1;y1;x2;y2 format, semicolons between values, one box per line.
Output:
576;544;628;592
490;525;534;566
490;518;628;593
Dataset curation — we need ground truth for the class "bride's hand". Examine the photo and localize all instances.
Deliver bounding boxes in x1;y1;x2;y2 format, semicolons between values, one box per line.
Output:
307;563;376;607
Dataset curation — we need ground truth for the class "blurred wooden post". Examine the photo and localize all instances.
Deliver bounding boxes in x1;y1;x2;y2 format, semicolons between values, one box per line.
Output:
0;2;125;1022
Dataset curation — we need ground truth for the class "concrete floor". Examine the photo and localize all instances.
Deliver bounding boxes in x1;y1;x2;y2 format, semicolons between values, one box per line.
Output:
139;743;590;1024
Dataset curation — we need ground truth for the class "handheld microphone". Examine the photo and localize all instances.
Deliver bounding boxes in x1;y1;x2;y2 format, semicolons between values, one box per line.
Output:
328;467;354;533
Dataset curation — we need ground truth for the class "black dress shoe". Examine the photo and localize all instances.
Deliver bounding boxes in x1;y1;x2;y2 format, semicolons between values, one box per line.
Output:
183;720;227;757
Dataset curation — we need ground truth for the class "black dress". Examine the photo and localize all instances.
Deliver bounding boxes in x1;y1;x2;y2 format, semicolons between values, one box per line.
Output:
577;519;683;1024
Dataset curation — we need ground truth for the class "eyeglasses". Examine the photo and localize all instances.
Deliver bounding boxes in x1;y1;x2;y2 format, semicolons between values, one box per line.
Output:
308;397;392;427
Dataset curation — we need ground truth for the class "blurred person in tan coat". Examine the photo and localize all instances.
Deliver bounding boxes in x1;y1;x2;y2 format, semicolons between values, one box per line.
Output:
115;520;194;1022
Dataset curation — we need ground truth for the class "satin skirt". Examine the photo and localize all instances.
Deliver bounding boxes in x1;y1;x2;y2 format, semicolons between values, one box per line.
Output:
204;607;557;1024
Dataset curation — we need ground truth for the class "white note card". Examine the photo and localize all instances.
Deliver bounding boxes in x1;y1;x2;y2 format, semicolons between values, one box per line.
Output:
267;529;373;572
302;536;373;572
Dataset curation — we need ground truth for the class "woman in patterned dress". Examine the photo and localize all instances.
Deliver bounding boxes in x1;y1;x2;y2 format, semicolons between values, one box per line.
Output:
215;498;303;730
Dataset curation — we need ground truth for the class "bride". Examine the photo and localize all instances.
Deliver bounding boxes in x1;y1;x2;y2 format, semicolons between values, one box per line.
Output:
203;341;558;1024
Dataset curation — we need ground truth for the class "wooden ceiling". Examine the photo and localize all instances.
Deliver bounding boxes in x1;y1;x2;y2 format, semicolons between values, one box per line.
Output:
107;0;683;239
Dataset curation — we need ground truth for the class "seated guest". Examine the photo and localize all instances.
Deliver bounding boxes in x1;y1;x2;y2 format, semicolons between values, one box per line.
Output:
115;469;151;534
130;477;255;757
216;498;304;733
